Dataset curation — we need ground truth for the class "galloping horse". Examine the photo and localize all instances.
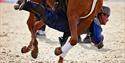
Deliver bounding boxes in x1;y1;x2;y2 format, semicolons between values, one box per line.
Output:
14;0;103;63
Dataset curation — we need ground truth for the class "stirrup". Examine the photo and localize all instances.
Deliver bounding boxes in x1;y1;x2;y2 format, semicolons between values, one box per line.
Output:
19;0;27;10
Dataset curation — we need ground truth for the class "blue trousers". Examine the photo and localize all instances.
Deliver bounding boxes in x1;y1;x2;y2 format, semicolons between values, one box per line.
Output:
90;18;103;44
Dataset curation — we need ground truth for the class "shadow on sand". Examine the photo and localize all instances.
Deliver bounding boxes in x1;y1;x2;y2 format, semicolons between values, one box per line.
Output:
37;36;60;46
37;36;111;52
79;43;111;52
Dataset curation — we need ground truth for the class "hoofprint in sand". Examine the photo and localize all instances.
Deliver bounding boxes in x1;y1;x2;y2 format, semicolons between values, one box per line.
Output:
0;0;125;63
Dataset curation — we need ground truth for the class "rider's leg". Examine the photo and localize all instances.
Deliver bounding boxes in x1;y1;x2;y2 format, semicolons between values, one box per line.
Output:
18;1;45;20
90;18;104;49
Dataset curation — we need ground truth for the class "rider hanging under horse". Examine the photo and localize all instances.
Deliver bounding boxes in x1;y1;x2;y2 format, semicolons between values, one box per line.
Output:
15;0;110;48
14;0;108;62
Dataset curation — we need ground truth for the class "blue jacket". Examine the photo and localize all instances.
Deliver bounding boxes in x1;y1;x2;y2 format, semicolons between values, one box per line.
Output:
90;17;103;44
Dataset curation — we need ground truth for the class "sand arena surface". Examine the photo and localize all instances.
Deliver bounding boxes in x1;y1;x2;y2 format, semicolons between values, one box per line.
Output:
0;0;125;63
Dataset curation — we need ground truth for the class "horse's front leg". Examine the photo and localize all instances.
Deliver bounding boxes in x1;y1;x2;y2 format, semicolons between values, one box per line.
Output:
31;20;45;58
21;14;35;54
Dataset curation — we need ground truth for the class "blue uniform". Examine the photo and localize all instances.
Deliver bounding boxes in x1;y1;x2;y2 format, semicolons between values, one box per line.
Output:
90;17;103;44
44;9;69;33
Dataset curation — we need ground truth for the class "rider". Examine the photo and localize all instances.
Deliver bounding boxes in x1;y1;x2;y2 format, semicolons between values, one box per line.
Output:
49;6;110;49
83;6;110;44
36;5;111;49
15;0;110;49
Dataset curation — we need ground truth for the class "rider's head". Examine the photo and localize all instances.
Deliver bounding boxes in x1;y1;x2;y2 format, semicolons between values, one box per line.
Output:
102;6;111;17
98;6;111;25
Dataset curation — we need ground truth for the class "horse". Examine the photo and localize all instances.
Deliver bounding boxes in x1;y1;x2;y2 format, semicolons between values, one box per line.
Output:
14;0;103;63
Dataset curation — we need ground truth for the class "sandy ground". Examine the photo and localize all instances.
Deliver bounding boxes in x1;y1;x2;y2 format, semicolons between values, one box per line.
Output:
0;0;125;63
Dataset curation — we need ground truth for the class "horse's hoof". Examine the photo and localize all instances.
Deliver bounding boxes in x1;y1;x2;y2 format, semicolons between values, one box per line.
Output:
95;42;104;49
54;47;62;56
31;50;38;59
58;56;63;63
21;46;30;53
31;46;38;59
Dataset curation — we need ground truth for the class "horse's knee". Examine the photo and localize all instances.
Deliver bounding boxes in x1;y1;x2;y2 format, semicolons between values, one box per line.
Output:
27;18;34;25
33;21;45;30
27;15;36;29
27;20;31;27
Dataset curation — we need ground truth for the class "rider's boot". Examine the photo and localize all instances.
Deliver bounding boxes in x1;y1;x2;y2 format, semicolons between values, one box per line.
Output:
14;0;27;10
92;35;104;49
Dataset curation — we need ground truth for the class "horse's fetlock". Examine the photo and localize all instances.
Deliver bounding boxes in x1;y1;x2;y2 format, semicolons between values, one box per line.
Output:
70;38;78;46
70;41;77;46
33;42;38;46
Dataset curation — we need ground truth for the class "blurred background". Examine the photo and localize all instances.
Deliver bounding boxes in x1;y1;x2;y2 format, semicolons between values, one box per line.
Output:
0;0;17;3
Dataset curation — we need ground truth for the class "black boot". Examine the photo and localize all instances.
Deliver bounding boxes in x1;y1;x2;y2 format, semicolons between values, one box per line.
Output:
92;35;104;49
14;0;27;10
25;1;46;20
